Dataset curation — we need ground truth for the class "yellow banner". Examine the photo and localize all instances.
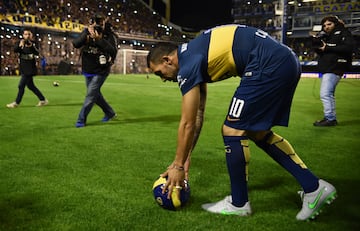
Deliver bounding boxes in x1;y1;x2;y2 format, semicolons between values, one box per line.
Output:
0;13;85;33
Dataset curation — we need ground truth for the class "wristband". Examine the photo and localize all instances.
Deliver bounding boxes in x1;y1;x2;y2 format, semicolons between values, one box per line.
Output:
173;165;184;171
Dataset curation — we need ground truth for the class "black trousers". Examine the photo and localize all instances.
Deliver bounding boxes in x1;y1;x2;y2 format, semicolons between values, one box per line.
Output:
15;75;45;104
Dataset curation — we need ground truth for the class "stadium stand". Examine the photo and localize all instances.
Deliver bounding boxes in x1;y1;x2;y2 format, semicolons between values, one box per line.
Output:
0;0;188;75
232;0;359;76
0;0;359;76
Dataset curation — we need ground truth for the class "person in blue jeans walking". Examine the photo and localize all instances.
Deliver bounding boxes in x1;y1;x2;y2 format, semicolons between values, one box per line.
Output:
72;14;118;127
313;15;354;126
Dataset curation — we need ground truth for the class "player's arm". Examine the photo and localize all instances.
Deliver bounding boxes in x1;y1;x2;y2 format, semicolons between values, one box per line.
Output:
162;83;205;195
184;83;207;179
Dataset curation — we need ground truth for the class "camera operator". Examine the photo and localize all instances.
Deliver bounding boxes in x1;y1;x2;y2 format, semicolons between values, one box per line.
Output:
312;15;354;127
73;14;118;128
6;28;48;108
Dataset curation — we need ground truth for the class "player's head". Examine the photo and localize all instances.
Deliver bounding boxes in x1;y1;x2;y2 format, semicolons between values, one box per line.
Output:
147;43;179;82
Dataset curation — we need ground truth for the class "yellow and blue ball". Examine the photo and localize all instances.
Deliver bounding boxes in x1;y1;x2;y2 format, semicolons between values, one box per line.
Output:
152;176;190;210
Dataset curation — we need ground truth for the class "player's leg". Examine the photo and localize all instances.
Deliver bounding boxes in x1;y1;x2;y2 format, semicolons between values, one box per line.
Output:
201;91;253;216
201;125;252;216
223;127;250;207
250;131;319;192
250;130;337;220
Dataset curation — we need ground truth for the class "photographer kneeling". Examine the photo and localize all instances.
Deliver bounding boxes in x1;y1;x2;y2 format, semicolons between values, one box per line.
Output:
73;14;118;128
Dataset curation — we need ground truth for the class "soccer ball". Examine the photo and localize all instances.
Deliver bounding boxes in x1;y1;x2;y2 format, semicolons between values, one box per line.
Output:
152;176;190;210
53;81;60;87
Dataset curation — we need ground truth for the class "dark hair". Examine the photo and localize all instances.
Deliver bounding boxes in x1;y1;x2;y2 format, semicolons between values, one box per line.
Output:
321;15;344;29
22;28;32;33
147;42;178;68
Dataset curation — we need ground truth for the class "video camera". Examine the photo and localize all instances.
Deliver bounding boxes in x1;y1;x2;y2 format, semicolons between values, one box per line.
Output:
89;14;104;34
311;31;326;49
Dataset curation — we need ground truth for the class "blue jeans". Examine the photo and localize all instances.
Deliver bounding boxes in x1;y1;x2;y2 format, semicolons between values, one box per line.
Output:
77;74;115;123
320;73;341;121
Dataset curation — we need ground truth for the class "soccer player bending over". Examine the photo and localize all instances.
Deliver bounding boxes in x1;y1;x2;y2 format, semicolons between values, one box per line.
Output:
147;24;336;221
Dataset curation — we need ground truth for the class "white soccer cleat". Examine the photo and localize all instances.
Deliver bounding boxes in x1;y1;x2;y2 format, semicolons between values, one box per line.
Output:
296;179;337;221
6;102;18;108
36;99;48;107
202;195;251;216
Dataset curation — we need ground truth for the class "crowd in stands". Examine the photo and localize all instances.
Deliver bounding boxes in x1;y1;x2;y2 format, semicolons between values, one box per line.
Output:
1;36;19;75
0;0;358;75
288;38;318;61
0;0;188;75
1;0;186;40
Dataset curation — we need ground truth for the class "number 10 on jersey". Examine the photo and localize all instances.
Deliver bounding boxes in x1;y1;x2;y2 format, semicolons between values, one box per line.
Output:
229;97;244;118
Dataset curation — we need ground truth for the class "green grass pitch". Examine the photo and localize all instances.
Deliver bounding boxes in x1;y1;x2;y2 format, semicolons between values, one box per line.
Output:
0;75;359;230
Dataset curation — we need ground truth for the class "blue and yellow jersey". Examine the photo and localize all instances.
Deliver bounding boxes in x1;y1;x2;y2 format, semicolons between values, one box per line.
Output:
177;24;295;95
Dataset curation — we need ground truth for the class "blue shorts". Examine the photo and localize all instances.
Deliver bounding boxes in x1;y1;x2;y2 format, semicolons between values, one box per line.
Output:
224;54;301;131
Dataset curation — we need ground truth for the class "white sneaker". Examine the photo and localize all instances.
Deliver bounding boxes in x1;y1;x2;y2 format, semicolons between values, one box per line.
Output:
6;102;18;108
201;196;251;216
296;179;337;221
36;99;48;107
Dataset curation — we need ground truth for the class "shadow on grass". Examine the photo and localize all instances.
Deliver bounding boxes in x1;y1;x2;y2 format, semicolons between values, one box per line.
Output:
66;114;180;129
42;103;83;107
335;119;360;126
119;114;180;124
251;177;360;228
1;103;83;109
329;178;360;228
0;193;49;230
190;172;360;229
82;114;180;127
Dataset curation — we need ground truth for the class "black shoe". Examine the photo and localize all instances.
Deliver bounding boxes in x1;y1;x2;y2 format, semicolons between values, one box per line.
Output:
313;118;338;126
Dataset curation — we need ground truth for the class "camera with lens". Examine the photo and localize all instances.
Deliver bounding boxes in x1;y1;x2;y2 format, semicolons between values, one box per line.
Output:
89;14;103;34
311;31;326;49
94;25;103;34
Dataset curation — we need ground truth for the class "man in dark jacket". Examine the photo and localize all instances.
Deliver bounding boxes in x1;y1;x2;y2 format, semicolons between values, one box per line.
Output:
313;15;354;126
6;29;48;108
73;15;118;128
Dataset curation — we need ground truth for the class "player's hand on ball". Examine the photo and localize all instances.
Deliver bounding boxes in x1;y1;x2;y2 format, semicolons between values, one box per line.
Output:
160;163;185;199
152;176;190;210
